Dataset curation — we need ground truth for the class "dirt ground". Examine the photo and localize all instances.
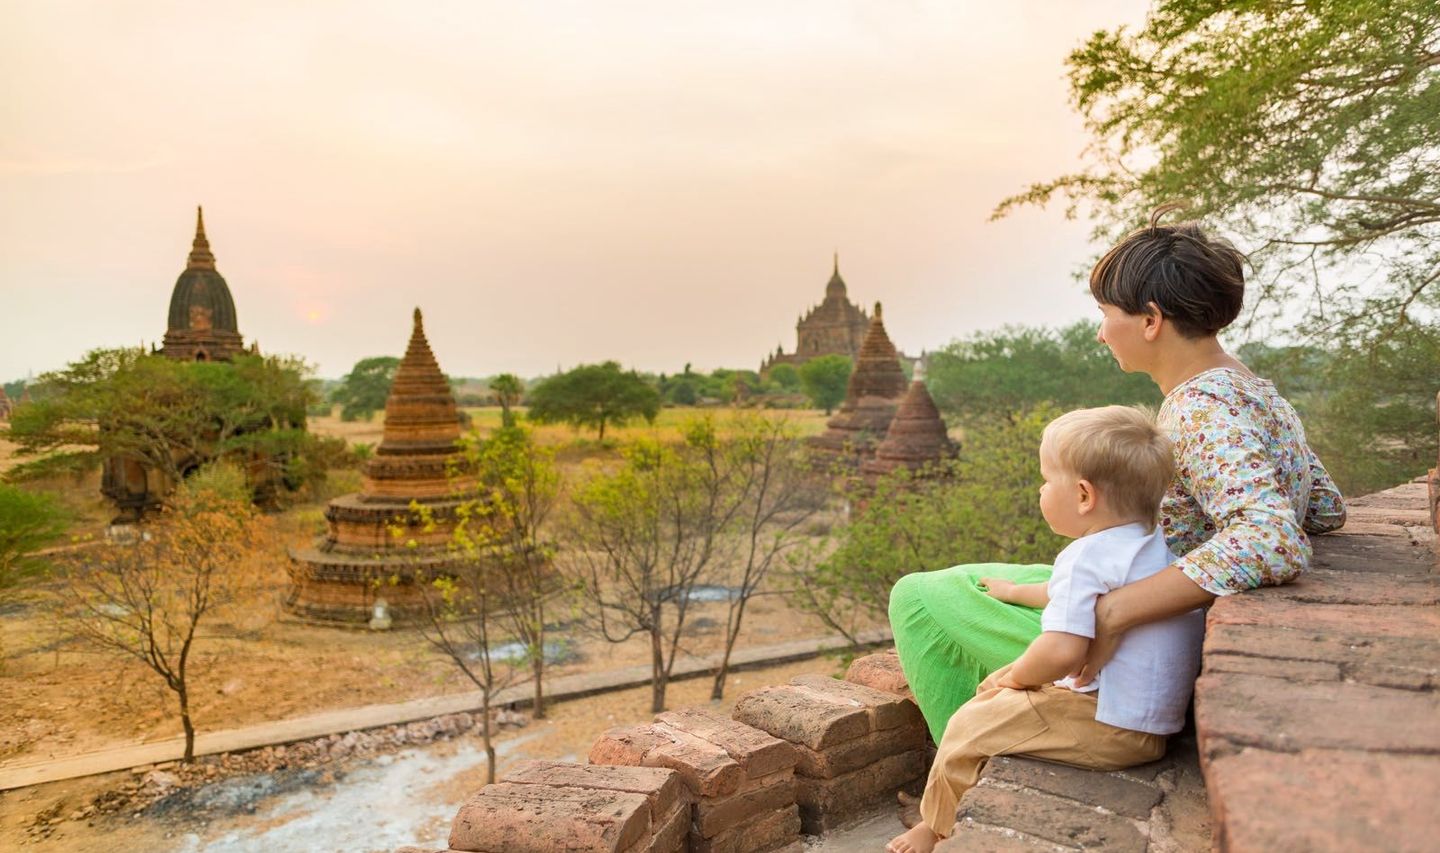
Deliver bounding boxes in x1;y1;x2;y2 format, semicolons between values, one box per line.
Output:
0;655;847;851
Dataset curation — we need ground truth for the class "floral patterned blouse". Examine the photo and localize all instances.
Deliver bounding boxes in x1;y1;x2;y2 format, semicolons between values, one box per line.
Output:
1158;367;1346;596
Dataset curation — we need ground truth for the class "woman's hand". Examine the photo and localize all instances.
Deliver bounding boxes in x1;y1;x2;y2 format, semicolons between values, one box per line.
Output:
1070;599;1121;688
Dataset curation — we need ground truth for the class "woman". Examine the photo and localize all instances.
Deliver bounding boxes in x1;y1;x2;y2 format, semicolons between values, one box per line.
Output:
890;207;1346;743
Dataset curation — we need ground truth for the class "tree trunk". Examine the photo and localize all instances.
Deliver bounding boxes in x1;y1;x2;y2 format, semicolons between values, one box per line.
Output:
532;653;546;720
178;685;196;763
481;691;496;785
710;602;747;701
650;627;667;714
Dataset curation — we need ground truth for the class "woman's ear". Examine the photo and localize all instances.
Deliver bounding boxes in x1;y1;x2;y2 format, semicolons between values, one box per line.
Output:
1142;302;1164;342
1076;479;1097;515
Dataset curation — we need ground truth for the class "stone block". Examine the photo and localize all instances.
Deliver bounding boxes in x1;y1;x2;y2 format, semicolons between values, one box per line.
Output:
843;651;914;698
590;723;744;798
691;803;802;853
732;684;870;751
957;784;1147;852
1194;672;1440;756
933;823;1056;851
794;749;927;834
448;783;649;853
1263;569;1440;607
1202;653;1342;682
693;773;795;838
1202;622;1440;690
1310;533;1435;574
502;760;686;821
1206;749;1440;852
653;707;797;780
639;800;689;853
790;723;926;779
1208;596;1440;638
981;756;1161;820
789;673;925;732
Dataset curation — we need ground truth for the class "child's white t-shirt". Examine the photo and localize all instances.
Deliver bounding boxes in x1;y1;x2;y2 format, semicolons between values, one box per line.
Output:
1042;522;1205;736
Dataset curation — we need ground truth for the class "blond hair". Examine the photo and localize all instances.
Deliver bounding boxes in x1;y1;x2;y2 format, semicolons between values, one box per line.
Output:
1042;405;1174;525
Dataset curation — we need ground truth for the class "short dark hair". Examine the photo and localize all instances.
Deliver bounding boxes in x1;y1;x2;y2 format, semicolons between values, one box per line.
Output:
1089;204;1247;338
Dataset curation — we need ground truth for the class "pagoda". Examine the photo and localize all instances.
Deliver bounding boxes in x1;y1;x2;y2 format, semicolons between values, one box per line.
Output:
761;255;870;374
807;303;909;471
161;207;248;362
859;367;957;482
286;308;475;624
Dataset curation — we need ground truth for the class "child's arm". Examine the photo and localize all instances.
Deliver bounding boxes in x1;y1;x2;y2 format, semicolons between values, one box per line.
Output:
980;578;1049;609
994;631;1089;690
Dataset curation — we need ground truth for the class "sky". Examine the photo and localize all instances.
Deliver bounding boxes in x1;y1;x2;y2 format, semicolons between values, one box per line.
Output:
1;0;1151;381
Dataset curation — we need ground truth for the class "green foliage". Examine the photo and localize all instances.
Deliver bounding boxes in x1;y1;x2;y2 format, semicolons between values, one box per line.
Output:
1242;324;1440;496
332;356;400;422
488;374;525;427
998;0;1440;338
0;484;69;597
527;361;660;440
794;406;1065;635
927;321;1160;426
798;355;853;414
767;363;801;392
5;348;325;503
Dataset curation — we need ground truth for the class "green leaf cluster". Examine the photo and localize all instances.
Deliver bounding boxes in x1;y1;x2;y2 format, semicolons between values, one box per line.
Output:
798;355;853;415
0;484;69;597
330;356;401;422
527;361;660;440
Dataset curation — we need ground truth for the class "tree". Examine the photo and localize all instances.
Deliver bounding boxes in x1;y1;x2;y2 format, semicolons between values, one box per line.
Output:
61;465;268;761
454;424;562;719
6;349;324;504
708;415;826;700
566;422;748;712
767;363;801;392
926;321;1159;427
799;355;853;415
488;374;525;428
997;0;1440;341
332;356;400;422
0;485;69;599
789;407;1065;642
527;362;660;441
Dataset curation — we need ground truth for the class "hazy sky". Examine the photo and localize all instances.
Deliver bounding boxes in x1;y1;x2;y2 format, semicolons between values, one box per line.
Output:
1;0;1150;380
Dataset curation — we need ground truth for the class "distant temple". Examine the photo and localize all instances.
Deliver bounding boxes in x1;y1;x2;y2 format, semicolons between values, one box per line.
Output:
761;255;871;375
807;303;910;471
161;207;252;362
286;308;475;624
101;208;262;519
859;366;958;482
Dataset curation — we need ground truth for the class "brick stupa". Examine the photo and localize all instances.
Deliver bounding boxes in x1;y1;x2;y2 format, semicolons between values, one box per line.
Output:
286;308;474;624
859;369;957;482
0;386;11;421
807;303;909;472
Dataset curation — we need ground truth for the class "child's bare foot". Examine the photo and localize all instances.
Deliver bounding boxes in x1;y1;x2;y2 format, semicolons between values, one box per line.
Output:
886;823;940;853
896;790;921;828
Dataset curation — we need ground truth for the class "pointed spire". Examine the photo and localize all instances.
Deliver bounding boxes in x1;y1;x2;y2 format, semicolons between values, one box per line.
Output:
186;206;216;271
826;251;847;298
413;306;424;334
833;251;839;276
874;301;883;319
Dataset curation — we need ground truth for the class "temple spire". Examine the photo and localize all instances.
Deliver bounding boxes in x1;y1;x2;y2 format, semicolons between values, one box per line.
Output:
186;206;216;271
833;251;839;276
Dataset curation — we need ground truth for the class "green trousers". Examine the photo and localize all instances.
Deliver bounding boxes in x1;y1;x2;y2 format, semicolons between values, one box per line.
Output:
889;563;1052;743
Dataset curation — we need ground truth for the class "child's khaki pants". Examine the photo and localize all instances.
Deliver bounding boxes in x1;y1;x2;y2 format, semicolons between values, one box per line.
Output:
920;684;1166;837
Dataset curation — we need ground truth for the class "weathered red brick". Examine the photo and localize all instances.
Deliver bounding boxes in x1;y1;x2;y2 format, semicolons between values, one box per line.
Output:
790;724;926;779
635;800;689;853
654;707;797;779
1345;505;1433;528
502;760;686;822
731;684;870;751
1203;653;1342;682
1194;672;1440;756
693;773;795;838
1263;569;1440;607
1206;749;1440;852
1202;623;1440;690
934;823;1056;851
789;673;926;732
449;783;650;853
957;785;1146;852
590;724;743;798
981;756;1161;820
793;749;927;834
1310;533;1435;574
690;804;802;853
1208;596;1440;638
843;651;914;698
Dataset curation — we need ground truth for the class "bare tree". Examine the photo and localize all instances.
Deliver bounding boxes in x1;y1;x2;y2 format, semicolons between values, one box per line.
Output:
709;415;827;700
566;419;748;713
61;465;266;761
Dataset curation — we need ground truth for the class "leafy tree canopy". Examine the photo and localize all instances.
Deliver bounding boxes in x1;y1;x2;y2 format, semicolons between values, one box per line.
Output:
999;0;1440;340
331;356;401;422
0;484;69;598
527;361;660;440
926;321;1158;426
798;355;853;415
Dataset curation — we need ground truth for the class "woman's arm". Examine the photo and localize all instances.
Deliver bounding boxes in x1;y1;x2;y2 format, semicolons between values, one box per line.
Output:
1070;566;1215;687
1303;454;1346;534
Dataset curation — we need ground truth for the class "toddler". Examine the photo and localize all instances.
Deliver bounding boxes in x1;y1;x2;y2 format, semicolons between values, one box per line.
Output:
887;406;1204;853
